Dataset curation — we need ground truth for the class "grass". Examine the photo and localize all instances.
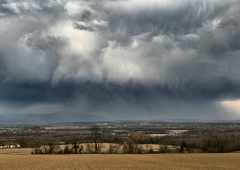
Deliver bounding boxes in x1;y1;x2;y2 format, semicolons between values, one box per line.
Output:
0;153;240;169
0;148;32;155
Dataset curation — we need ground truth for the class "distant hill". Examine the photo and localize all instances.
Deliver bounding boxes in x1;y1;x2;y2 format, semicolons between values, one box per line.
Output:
160;118;240;123
0;112;108;124
0;113;240;125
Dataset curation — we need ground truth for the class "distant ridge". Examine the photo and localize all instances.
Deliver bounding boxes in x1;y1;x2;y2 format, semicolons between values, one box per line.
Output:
0;113;240;125
0;112;108;124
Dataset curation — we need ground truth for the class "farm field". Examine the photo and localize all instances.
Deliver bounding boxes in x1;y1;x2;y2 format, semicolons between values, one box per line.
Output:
0;153;240;170
0;148;32;155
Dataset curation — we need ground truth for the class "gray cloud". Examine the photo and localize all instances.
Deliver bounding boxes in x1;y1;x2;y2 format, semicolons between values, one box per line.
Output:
0;0;240;120
73;22;95;31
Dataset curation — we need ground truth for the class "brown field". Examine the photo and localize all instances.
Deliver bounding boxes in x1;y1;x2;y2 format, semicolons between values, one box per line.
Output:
0;148;32;155
149;130;188;137
0;153;240;170
168;130;188;135
149;134;168;137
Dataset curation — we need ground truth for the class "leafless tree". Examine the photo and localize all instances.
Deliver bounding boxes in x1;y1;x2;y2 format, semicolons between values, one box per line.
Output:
69;135;82;154
123;134;144;153
47;141;60;154
89;126;103;153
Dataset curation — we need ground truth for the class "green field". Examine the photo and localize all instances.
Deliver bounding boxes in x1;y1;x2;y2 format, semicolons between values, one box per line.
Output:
0;153;240;170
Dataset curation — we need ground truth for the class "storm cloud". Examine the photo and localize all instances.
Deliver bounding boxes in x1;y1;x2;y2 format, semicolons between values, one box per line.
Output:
1;0;240;120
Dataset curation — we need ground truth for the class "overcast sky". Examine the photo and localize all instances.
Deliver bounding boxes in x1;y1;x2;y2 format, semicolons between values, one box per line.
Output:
1;0;240;120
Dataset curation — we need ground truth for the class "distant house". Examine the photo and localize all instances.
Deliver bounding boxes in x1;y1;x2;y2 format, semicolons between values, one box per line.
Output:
10;145;15;148
59;142;65;145
175;146;181;149
0;144;20;148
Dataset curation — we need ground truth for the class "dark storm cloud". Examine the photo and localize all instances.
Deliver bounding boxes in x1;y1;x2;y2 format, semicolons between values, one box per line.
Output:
0;82;75;106
1;0;240;119
0;1;19;17
90;1;234;45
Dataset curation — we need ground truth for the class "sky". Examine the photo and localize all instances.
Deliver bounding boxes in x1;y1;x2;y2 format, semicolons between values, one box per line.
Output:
1;0;240;121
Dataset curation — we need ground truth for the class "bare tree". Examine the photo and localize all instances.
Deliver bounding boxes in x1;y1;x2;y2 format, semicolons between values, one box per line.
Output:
89;126;103;154
180;140;187;153
16;138;27;148
86;143;94;153
123;134;144;153
64;146;71;154
159;145;169;153
69;136;82;154
47;141;60;154
108;143;120;154
79;145;83;153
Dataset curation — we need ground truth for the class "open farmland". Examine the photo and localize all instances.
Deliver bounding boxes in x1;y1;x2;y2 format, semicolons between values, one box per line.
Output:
0;148;32;155
0;153;240;170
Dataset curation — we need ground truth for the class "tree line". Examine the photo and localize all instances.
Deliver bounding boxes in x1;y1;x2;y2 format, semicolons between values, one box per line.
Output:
6;125;240;154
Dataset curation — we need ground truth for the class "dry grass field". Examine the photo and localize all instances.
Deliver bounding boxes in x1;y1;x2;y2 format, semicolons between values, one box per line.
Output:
0;153;240;170
0;148;32;155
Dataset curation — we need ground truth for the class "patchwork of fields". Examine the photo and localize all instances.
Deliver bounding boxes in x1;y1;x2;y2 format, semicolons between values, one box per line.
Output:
0;153;240;170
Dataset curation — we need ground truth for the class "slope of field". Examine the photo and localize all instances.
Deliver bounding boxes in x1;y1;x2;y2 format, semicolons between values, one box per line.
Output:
0;148;32;155
0;153;240;170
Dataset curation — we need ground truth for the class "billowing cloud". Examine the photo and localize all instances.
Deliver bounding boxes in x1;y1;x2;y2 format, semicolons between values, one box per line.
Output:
1;0;240;120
